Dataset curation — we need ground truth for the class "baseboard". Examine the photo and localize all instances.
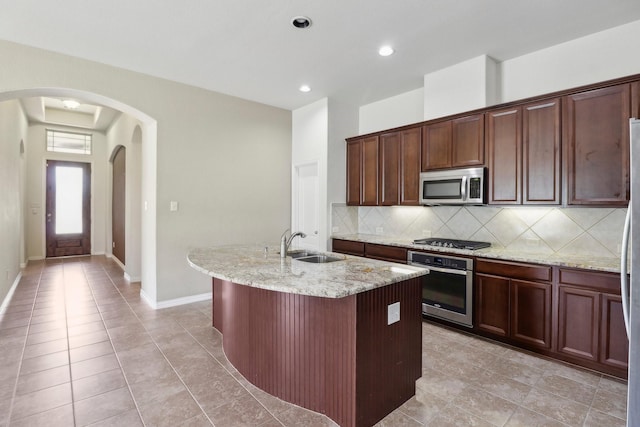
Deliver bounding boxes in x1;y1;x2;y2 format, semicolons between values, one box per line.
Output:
28;256;44;261
110;255;125;272
0;272;23;314
139;289;212;310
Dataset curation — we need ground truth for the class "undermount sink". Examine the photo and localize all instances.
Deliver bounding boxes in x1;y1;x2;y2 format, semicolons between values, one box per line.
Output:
294;254;343;263
287;250;316;259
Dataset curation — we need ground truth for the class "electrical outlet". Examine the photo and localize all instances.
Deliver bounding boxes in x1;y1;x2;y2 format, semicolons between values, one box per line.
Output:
332;226;339;233
376;226;384;235
387;302;400;325
421;230;431;237
170;201;179;211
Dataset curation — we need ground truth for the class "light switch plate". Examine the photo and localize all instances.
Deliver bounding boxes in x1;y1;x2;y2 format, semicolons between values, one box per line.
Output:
387;302;400;325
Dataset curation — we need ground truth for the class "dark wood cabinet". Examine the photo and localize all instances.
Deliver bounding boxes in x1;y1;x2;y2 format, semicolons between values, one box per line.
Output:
399;127;422;205
380;127;422;206
346;136;380;206
476;259;552;350
380;132;400;206
486;107;522;204
557;268;628;376
487;99;561;205
523;99;561;204
422;114;484;171
364;243;407;263
346;140;362;206
332;239;365;256
564;83;630;206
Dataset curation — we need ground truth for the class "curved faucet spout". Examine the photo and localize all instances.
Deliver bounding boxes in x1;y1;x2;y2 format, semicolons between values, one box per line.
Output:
280;229;307;258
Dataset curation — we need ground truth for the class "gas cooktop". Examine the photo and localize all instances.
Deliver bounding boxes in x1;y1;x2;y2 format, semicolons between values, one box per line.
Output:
412;238;491;250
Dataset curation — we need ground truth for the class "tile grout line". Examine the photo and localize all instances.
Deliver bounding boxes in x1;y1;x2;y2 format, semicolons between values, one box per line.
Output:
5;261;44;426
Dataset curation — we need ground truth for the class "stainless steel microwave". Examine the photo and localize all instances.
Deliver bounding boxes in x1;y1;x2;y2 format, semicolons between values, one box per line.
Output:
419;167;485;205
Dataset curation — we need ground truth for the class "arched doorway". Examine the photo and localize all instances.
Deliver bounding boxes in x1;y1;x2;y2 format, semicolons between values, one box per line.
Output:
0;87;158;302
111;145;126;264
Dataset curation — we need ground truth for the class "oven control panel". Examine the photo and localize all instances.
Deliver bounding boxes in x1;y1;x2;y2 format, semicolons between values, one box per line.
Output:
407;251;472;271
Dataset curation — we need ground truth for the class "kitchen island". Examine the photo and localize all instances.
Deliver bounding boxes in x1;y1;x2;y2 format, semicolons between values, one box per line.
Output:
188;246;428;427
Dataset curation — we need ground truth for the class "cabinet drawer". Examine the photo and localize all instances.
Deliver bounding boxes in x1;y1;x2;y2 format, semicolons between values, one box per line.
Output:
476;259;551;282
332;239;365;256
558;268;621;294
365;243;407;263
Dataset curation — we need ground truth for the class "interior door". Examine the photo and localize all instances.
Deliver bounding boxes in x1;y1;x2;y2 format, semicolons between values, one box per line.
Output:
112;146;126;264
45;160;91;257
295;163;319;249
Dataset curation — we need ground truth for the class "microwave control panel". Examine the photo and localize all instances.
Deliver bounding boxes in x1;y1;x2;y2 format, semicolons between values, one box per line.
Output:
469;177;481;199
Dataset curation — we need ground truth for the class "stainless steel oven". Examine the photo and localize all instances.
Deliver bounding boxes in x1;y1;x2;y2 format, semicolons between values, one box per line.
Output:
407;250;473;327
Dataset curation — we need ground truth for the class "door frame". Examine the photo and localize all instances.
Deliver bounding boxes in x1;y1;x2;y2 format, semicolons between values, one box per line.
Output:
44;159;92;257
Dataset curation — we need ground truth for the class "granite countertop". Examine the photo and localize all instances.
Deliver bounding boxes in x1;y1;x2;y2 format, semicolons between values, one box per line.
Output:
187;245;428;298
332;234;624;274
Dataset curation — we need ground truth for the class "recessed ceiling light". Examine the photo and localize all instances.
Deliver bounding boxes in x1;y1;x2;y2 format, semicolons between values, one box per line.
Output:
299;85;311;93
378;45;394;57
62;99;80;109
292;16;312;29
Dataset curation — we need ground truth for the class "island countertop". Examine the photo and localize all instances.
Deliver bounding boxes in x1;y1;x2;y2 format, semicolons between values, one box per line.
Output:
187;245;428;298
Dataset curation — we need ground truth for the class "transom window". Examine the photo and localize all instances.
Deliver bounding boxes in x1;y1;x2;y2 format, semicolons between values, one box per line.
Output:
46;130;92;155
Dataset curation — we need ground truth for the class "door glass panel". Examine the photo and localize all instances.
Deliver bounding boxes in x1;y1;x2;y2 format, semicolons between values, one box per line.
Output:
55;166;83;234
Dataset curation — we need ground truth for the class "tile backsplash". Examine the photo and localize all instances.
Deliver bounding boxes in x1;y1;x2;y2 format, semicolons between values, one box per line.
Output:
331;204;627;258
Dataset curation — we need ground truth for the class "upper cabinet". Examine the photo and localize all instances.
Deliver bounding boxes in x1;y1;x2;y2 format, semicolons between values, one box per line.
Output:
347;128;421;207
422;114;484;171
486;99;561;205
564;83;630;206
346;74;640;207
346;136;379;206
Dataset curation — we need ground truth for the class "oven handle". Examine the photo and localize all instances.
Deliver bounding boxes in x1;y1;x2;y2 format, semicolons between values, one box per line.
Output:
409;263;468;276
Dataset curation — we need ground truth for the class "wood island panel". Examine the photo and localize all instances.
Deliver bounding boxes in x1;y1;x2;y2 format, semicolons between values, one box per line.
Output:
212;277;422;427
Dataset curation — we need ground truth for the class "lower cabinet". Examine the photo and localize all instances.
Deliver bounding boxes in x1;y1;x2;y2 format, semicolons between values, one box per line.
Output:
557;268;628;374
476;259;552;350
332;239;365;256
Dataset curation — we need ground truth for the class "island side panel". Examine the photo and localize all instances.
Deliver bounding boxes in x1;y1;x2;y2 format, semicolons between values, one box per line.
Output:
355;277;422;427
212;277;359;426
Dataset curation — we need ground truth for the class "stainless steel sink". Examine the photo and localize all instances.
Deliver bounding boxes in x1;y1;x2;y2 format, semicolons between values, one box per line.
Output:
294;254;343;263
287;250;316;259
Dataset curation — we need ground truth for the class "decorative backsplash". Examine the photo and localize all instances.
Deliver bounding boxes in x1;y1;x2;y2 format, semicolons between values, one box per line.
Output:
331;204;627;258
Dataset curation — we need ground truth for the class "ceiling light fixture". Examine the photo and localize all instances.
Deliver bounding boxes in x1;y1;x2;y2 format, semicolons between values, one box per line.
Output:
62;99;80;109
299;85;311;93
378;45;394;57
292;16;312;29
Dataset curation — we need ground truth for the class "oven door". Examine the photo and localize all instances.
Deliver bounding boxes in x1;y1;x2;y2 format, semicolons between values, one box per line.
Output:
421;265;473;327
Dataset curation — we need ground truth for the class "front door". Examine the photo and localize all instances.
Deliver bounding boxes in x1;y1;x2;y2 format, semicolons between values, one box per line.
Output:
45;160;91;257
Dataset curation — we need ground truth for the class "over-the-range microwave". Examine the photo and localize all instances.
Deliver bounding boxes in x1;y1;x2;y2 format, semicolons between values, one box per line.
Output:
419;167;486;205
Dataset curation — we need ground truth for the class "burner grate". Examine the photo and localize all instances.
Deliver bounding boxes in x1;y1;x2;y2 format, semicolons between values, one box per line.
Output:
412;237;491;250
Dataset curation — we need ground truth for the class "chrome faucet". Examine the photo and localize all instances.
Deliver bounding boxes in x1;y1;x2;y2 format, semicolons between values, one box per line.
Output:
280;229;307;258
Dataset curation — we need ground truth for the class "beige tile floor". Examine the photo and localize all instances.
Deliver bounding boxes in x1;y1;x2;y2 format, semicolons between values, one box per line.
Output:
0;256;628;427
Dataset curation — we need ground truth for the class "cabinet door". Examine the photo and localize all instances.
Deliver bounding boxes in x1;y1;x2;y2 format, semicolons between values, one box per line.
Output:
475;273;509;337
564;84;630;205
380;132;400;206
400;127;422;205
346;140;362;205
600;293;629;369
422;121;452;170
487;107;522;204
362;136;380;205
558;286;599;362
452;114;485;167
523;99;561;204
511;279;552;349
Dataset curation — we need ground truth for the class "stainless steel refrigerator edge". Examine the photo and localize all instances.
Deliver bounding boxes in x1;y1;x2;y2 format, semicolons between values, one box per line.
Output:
623;118;640;426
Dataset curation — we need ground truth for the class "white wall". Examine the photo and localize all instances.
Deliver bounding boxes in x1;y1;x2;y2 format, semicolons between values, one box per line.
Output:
359;19;640;133
0;40;292;305
0;100;28;307
359;88;424;135
501;20;640;103
24;124;107;260
424;55;499;120
105;113;143;281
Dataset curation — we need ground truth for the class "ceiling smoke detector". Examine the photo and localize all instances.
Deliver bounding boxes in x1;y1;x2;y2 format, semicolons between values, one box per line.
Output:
62;99;80;109
291;16;312;29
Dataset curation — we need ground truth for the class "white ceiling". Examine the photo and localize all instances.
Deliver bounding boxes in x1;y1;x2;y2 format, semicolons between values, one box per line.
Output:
2;1;640;111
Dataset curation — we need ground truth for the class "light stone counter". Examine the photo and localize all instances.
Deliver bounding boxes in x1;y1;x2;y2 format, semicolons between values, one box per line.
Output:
333;234;623;273
187;245;428;298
